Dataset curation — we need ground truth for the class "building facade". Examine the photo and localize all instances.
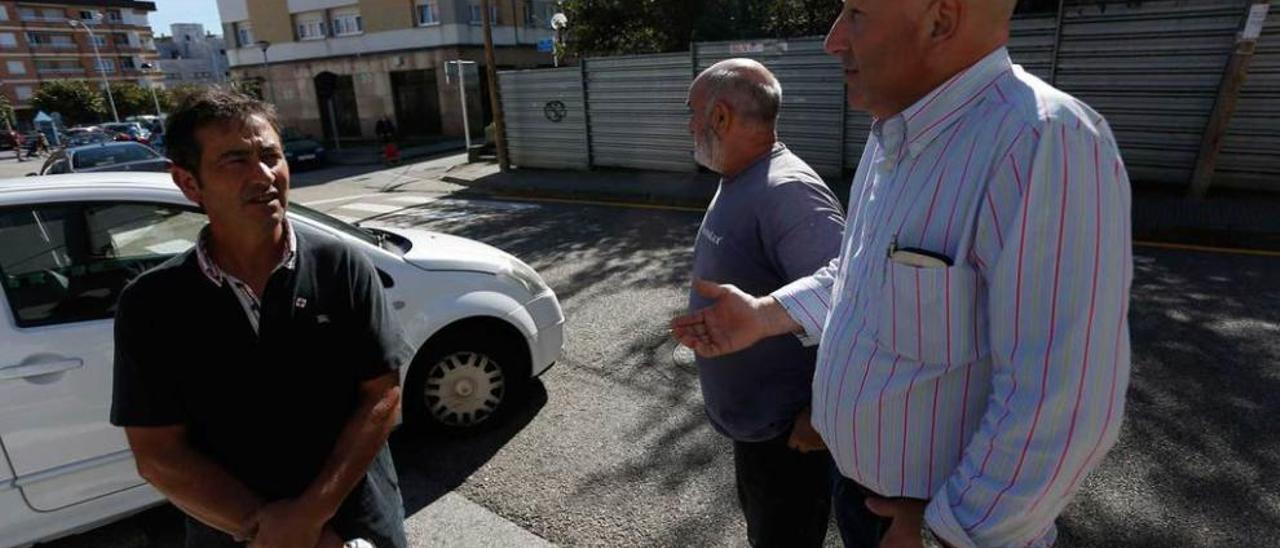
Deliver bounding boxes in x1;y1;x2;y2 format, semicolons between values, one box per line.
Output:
0;0;160;124
155;23;229;87
217;0;558;143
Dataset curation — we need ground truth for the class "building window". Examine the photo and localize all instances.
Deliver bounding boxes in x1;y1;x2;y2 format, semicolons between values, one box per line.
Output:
106;9;122;22
469;1;498;25
92;34;107;47
95;58;116;73
235;22;253;47
121;57;136;70
295;13;326;41
0;6;7;22
0;33;15;48
416;1;439;26
15;86;32;101
331;9;362;36
7;60;25;74
42;8;64;21
79;10;96;20
17;8;35;21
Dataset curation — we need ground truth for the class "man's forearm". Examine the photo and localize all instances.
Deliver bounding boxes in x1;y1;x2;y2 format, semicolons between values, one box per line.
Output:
302;382;402;521
135;443;263;539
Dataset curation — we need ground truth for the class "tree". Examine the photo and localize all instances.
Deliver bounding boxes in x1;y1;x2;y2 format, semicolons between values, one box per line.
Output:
30;80;107;126
165;83;206;110
559;0;841;57
107;81;160;119
0;93;14;130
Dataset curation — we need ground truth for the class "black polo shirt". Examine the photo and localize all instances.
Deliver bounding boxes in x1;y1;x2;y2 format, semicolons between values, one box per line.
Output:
111;222;411;546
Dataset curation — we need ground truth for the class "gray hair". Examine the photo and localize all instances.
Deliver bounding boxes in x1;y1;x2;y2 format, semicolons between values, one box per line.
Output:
698;60;783;128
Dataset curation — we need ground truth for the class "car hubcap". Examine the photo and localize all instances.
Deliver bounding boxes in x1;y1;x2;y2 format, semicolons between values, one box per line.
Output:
424;351;505;427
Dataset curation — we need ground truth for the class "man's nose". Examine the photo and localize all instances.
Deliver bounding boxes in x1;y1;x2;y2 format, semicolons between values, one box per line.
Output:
824;12;849;57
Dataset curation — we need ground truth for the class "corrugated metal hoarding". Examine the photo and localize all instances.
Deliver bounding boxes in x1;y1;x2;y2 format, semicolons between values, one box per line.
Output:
585;53;696;172
500;67;589;170
1216;0;1279;191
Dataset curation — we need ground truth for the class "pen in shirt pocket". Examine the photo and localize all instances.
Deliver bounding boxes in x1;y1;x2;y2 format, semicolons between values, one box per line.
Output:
887;234;954;268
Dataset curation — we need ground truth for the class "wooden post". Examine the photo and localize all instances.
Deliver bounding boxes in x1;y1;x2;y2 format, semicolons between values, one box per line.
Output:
1188;0;1270;200
481;0;510;172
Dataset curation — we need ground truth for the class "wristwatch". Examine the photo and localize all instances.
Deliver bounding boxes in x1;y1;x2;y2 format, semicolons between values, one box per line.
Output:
921;524;948;548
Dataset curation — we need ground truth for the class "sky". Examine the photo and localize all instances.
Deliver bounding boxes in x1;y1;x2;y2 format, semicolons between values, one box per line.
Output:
148;0;225;38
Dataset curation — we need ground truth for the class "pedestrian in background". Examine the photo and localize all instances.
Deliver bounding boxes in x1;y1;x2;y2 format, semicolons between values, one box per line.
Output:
673;0;1133;546
111;89;411;548
685;58;846;547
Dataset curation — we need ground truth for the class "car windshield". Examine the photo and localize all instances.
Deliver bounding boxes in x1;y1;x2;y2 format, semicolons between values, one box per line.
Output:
290;203;384;248
72;145;159;169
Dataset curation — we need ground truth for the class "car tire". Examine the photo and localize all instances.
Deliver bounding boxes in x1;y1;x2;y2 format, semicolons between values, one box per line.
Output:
404;321;530;433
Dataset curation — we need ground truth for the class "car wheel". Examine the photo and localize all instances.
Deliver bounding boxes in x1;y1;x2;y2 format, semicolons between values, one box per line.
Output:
405;322;529;432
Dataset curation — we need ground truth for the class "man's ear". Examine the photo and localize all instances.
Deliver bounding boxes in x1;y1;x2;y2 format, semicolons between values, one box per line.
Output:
928;0;962;43
171;165;202;206
712;101;732;134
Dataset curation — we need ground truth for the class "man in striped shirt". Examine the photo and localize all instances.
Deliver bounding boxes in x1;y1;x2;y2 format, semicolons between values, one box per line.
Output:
672;1;1132;546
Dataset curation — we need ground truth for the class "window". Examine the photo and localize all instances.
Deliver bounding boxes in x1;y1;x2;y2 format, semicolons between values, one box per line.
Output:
79;10;95;20
331;9;362;36
0;33;16;48
416;1;439;26
42;8;63;21
95;58;116;73
14;86;32;100
106;9;122;22
0;203;204;327
295;13;326;41
235;22;253;47
0;6;8;21
120;57;136;70
469;1;498;25
92;34;107;47
7;60;25;74
18;8;36;21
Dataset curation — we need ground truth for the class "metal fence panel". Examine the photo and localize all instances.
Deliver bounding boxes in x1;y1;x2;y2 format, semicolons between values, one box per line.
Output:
499;67;589;170
1054;0;1245;185
585;53;696;172
696;38;845;178
1216;0;1280;192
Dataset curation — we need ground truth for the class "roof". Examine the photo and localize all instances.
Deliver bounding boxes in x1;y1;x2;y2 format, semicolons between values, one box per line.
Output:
0;172;174;194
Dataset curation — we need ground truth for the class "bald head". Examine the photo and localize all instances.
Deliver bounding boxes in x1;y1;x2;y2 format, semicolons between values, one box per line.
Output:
691;59;783;129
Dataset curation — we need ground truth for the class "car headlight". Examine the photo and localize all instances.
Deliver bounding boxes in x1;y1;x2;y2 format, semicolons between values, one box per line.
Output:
503;259;548;294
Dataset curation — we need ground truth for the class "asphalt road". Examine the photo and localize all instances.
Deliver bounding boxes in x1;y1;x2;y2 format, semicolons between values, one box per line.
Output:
25;156;1280;547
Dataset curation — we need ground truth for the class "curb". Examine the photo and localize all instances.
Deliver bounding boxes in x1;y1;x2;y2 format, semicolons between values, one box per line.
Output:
439;174;713;211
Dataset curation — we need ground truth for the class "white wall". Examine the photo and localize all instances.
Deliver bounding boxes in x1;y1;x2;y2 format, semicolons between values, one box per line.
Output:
216;0;249;23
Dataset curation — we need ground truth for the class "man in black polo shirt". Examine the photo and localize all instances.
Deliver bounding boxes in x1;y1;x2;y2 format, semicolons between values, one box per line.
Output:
111;89;410;547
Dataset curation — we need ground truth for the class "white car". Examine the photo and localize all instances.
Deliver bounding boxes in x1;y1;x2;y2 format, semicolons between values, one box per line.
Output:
0;173;564;547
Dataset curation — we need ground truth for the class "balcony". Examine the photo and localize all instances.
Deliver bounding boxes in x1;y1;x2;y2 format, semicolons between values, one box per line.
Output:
36;67;86;75
20;15;67;23
31;42;78;50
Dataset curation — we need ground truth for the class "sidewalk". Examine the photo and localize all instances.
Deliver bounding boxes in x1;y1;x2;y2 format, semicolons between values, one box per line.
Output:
442;161;1280;251
330;139;467;166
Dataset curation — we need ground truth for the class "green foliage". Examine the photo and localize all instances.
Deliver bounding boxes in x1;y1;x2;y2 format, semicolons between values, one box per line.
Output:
107;81;162;119
165;83;206;110
30;80;107;126
0;93;14;130
559;0;841;57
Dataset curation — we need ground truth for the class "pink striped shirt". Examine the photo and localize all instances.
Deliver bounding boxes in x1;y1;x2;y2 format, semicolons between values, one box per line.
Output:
772;47;1133;547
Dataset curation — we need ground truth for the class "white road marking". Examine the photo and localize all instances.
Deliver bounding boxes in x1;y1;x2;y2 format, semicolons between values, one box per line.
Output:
387;195;441;205
299;192;382;206
338;202;402;214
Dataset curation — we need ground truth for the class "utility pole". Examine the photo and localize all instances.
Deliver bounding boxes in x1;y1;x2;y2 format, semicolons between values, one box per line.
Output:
480;0;509;171
69;15;119;122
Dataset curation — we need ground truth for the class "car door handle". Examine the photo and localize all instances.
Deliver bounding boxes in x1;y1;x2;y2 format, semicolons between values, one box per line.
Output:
0;358;84;381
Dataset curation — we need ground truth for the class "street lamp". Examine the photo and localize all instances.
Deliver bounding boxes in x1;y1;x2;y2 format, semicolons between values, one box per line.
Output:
140;63;163;117
68;13;120;122
256;40;277;105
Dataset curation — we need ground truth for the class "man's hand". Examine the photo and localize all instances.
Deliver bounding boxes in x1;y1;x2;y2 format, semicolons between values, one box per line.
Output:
787;407;827;453
670;279;797;358
866;497;928;548
248;499;327;548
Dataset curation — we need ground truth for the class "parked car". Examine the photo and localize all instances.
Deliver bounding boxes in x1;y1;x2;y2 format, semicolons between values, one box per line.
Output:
100;122;151;144
64;127;112;148
0;173;564;546
38;142;170;175
283;131;327;170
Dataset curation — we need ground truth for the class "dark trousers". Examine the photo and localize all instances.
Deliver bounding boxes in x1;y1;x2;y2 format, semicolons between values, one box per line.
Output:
733;432;833;548
831;473;893;548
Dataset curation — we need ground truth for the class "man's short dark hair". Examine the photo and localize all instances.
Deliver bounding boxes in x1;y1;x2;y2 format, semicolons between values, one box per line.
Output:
165;88;280;175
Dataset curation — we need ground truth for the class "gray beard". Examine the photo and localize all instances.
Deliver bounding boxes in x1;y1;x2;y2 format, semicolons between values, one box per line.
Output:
693;127;723;173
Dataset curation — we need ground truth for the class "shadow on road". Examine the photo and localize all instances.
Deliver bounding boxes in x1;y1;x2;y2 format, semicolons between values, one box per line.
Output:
392;380;549;516
1058;249;1280;547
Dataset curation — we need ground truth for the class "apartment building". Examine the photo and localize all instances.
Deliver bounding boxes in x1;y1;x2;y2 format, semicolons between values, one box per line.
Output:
0;0;160;124
218;0;558;143
156;23;229;86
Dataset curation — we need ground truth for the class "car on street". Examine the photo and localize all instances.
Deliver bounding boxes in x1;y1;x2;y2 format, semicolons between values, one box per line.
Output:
64;127;113;148
0;173;564;547
282;131;327;170
37;142;170;175
100;122;152;145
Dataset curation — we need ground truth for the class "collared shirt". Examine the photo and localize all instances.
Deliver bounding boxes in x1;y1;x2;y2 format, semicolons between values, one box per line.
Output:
772;47;1133;547
195;221;298;334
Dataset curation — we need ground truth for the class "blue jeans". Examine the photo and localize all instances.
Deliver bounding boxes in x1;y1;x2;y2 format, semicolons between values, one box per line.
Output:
831;473;892;548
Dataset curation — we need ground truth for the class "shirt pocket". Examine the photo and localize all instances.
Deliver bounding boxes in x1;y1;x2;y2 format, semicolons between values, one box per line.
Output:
876;260;986;366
